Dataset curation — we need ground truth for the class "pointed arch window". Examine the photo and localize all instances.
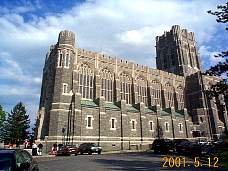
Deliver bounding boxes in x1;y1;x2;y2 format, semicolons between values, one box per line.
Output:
151;80;161;106
58;50;63;67
166;91;174;108
120;72;132;104
64;52;70;68
78;64;94;99
164;82;174;108
100;68;114;102
136;77;148;106
176;86;184;110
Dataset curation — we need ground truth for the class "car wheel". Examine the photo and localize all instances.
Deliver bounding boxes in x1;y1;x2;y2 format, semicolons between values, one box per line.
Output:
80;151;84;155
75;153;78;156
33;167;39;171
98;151;101;155
88;151;92;155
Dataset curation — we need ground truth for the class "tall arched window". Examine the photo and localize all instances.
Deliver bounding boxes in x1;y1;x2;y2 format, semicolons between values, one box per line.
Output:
176;86;184;109
151;80;161;106
100;68;114;102
120;72;132;104
136;77;148;106
164;82;174;108
58;50;63;67
78;64;94;99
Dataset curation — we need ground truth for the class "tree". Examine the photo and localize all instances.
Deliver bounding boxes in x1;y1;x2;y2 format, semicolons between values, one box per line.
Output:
30;118;39;141
0;105;7;141
206;2;228;138
206;2;228;101
1;102;30;144
0;105;6;129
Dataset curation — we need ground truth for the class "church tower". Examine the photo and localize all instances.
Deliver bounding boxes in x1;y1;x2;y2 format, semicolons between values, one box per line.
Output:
156;25;201;77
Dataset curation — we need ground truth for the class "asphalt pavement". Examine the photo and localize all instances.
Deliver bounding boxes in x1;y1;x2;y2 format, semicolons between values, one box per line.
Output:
36;152;226;171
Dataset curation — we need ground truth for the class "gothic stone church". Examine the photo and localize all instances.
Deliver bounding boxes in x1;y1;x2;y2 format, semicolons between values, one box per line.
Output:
36;25;228;151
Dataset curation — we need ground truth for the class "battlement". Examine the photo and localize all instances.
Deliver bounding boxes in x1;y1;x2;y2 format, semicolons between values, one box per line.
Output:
58;30;75;46
156;25;196;42
75;46;185;84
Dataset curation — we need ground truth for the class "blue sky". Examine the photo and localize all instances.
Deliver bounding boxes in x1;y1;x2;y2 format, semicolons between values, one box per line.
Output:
0;0;227;126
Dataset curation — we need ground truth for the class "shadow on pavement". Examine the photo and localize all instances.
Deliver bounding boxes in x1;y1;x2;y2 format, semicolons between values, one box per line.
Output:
93;152;173;171
93;152;222;171
94;158;162;171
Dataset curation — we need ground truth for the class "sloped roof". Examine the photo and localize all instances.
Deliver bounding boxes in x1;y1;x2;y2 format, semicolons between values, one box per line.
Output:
81;99;98;108
161;108;171;116
127;105;139;113
175;110;185;118
105;102;120;111
145;107;156;114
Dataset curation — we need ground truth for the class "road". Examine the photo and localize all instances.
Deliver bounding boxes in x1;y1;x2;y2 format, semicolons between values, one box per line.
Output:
37;152;224;171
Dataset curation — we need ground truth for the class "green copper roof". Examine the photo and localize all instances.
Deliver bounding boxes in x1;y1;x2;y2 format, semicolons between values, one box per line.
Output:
161;109;171;116
145;107;155;114
105;102;120;111
127;105;139;113
81;99;98;108
175;111;185;118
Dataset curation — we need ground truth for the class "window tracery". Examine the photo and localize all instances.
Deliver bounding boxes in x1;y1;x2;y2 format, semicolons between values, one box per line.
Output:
78;64;94;99
100;68;114;102
120;72;132;104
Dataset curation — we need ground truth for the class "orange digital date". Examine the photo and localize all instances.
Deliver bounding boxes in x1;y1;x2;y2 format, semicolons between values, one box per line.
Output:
162;156;219;168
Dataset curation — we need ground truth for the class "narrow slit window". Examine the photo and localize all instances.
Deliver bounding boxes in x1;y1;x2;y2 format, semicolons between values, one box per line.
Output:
165;122;169;132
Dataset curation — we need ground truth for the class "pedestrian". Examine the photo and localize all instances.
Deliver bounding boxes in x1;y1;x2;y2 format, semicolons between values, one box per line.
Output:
24;139;29;149
51;142;57;155
37;143;43;156
32;142;38;156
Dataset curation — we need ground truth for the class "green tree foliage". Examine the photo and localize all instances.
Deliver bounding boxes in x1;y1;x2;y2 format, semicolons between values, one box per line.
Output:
1;102;30;144
0;105;7;141
206;2;228;101
0;105;6;128
30;118;39;141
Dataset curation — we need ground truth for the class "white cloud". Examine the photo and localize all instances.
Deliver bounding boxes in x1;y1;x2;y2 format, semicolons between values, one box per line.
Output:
0;84;39;97
199;45;223;70
117;25;170;46
0;0;225;122
0;52;42;85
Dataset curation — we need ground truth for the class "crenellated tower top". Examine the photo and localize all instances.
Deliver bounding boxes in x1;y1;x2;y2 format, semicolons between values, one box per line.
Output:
58;30;75;46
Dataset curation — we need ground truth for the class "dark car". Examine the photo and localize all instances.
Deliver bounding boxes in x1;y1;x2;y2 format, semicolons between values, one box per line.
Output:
173;139;190;152
0;149;39;171
213;139;228;149
79;143;102;155
152;139;174;153
56;145;79;156
176;141;202;156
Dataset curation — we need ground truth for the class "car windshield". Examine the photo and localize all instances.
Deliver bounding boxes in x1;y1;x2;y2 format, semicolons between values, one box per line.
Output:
0;157;13;171
91;143;97;147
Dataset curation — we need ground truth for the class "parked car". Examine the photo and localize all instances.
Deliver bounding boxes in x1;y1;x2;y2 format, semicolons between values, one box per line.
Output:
0;149;39;171
79;143;102;155
212;139;228;150
173;139;190;152
152;139;174;153
56;145;79;156
176;141;202;156
196;138;211;145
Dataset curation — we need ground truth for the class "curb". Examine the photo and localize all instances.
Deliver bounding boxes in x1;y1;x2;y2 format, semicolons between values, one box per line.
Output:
33;150;146;158
102;150;145;154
